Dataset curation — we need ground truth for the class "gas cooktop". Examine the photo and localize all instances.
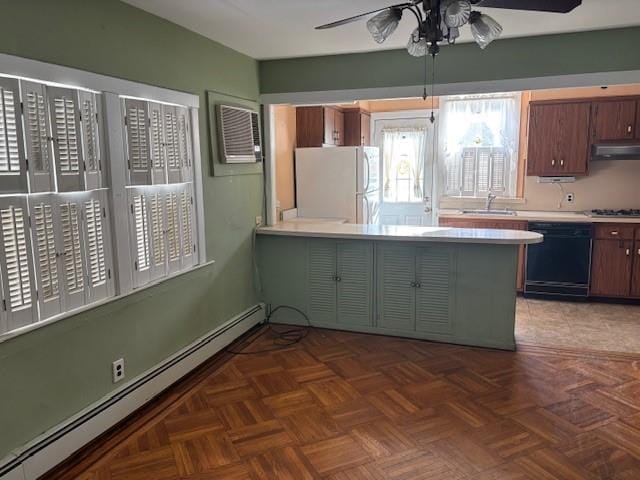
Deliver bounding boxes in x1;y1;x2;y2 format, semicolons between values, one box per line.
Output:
590;209;640;218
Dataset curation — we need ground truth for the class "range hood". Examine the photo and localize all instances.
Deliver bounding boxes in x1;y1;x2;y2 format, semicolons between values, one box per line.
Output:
592;143;640;161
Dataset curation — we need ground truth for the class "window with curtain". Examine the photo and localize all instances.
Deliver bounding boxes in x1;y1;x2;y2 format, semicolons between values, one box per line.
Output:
382;127;427;203
439;93;520;198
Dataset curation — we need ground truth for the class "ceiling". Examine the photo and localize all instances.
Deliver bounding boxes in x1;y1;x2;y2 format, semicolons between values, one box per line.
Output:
123;0;640;60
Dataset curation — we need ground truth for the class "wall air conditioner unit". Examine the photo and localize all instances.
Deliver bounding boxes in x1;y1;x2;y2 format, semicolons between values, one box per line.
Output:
216;104;262;163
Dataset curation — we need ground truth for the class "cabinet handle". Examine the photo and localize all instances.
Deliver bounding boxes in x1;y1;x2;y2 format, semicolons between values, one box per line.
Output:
610;231;619;236
415;282;421;289
551;159;556;167
560;159;564;167
335;275;341;282
628;125;633;134
626;248;631;256
410;281;416;288
637;248;640;256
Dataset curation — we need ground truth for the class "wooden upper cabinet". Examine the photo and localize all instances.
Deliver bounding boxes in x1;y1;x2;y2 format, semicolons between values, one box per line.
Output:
296;106;344;147
637;101;640;139
344;109;371;146
527;102;590;176
334;109;344;146
323;107;336;146
591;99;637;142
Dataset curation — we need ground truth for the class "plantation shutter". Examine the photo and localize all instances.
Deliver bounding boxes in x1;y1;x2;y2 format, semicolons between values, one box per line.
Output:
124;99;151;185
163;105;181;183
0;196;36;333
83;190;113;302
490;148;507;193
0;77;28;193
29;195;62;320
177;107;192;182
128;188;151;287
56;195;87;310
79;91;103;190
148;189;167;280
179;184;196;269
476;147;491;195
48;86;85;192
165;189;181;273
148;102;166;184
460;148;476;196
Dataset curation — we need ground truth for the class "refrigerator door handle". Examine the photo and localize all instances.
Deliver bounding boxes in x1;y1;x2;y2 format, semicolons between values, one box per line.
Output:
363;153;370;192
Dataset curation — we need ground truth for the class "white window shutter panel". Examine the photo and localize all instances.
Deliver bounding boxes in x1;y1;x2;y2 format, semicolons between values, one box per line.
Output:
56;195;87;310
148;102;166;184
461;148;476;196
179;184;196;269
165;188;181;273
79;91;102;190
177;107;192;182
29;195;63;320
149;189;167;280
490;148;507;193
124;99;151;185
47;86;85;192
20;80;55;193
128;188;151;287
0;196;37;332
477;147;491;195
163;105;181;183
83;190;113;302
0;77;28;194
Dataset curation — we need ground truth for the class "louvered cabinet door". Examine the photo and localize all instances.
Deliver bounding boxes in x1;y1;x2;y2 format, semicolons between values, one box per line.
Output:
179;184;196;269
20;80;54;193
306;239;337;325
0;78;28;194
148;188;168;281
55;194;88;310
376;243;415;331
165;188;182;274
78;91;103;190
47;86;85;192
163;105;182;183
415;246;455;335
336;241;373;327
28;195;63;319
83;190;113;302
148;102;166;184
0;196;37;333
177;107;193;182
128;189;151;287
124;99;151;185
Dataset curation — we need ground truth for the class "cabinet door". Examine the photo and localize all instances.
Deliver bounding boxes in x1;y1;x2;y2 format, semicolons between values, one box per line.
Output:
415;246;455;334
591;100;637;142
323;107;335;145
307;239;337;324
557;102;590;176
632;241;640;298
296;107;324;147
336;242;373;327
361;113;371;146
334;110;345;146
590;240;632;297
527;104;562;176
376;244;415;331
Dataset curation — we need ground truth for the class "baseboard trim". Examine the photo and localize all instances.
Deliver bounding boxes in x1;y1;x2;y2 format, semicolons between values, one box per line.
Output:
0;304;265;480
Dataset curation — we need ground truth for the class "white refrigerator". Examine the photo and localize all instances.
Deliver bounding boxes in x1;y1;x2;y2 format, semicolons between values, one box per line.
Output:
295;146;380;224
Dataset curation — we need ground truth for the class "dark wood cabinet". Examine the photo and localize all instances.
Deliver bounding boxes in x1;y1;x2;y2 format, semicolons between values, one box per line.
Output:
632;241;640;298
343;109;371;146
591;238;634;297
296;106;345;147
527;102;590;177
591;99;637;142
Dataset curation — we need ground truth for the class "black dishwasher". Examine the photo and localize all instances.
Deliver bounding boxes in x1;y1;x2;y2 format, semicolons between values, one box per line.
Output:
524;222;592;299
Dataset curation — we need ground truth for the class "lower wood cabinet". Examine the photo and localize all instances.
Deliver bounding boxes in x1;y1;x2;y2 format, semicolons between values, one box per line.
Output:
632;241;640;298
590;225;640;298
307;239;373;327
376;243;455;335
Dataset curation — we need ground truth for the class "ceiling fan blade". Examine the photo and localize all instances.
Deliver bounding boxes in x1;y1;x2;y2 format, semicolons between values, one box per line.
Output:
315;2;416;30
471;0;581;13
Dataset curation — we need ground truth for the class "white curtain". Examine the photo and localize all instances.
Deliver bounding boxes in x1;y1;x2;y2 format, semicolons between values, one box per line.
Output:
382;127;427;200
438;93;520;197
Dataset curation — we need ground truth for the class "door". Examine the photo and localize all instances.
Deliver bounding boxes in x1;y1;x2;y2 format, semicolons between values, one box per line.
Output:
415;246;454;334
323;107;335;145
630;240;640;298
373;116;435;226
336;242;373;327
376;243;415;331
590;240;632;297
557;102;590;175
591;100;637;142
307;239;337;324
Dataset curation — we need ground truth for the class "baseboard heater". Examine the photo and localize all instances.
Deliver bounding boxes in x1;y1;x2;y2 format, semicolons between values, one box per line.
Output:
0;304;265;480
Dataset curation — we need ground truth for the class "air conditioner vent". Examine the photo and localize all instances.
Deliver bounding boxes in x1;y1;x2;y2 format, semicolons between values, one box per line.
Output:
217;105;262;164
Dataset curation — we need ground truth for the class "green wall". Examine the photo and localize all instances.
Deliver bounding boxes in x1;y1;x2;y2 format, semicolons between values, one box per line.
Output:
260;27;640;94
0;0;262;459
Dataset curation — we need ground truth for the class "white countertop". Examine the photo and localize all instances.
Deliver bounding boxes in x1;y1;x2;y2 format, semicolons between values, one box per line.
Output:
438;209;640;223
257;222;543;245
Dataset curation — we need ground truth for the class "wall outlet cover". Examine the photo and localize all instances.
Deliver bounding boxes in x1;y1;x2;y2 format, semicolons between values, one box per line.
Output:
112;358;125;383
565;193;575;203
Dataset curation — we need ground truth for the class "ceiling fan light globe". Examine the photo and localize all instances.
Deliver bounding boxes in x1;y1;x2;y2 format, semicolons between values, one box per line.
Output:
366;8;402;43
444;0;472;27
469;12;503;49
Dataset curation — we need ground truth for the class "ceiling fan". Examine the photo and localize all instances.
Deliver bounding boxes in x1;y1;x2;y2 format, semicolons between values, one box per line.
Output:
316;0;582;56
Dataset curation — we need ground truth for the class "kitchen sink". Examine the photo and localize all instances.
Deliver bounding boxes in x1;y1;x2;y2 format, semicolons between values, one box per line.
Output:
461;209;516;216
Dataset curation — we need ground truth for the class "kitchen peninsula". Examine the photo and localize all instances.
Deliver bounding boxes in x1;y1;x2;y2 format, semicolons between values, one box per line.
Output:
257;223;542;350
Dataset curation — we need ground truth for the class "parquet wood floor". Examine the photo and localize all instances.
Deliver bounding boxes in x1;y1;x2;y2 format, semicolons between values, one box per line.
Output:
46;326;640;479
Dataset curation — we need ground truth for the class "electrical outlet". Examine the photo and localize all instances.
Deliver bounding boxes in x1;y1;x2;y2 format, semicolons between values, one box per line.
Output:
565;193;575;203
255;215;263;226
112;358;125;383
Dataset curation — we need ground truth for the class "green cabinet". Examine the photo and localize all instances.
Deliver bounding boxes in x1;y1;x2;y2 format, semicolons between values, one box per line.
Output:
307;239;373;327
377;243;455;335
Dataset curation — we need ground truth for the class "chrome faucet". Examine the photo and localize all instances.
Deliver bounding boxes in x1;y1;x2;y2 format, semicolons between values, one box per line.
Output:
486;192;497;211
